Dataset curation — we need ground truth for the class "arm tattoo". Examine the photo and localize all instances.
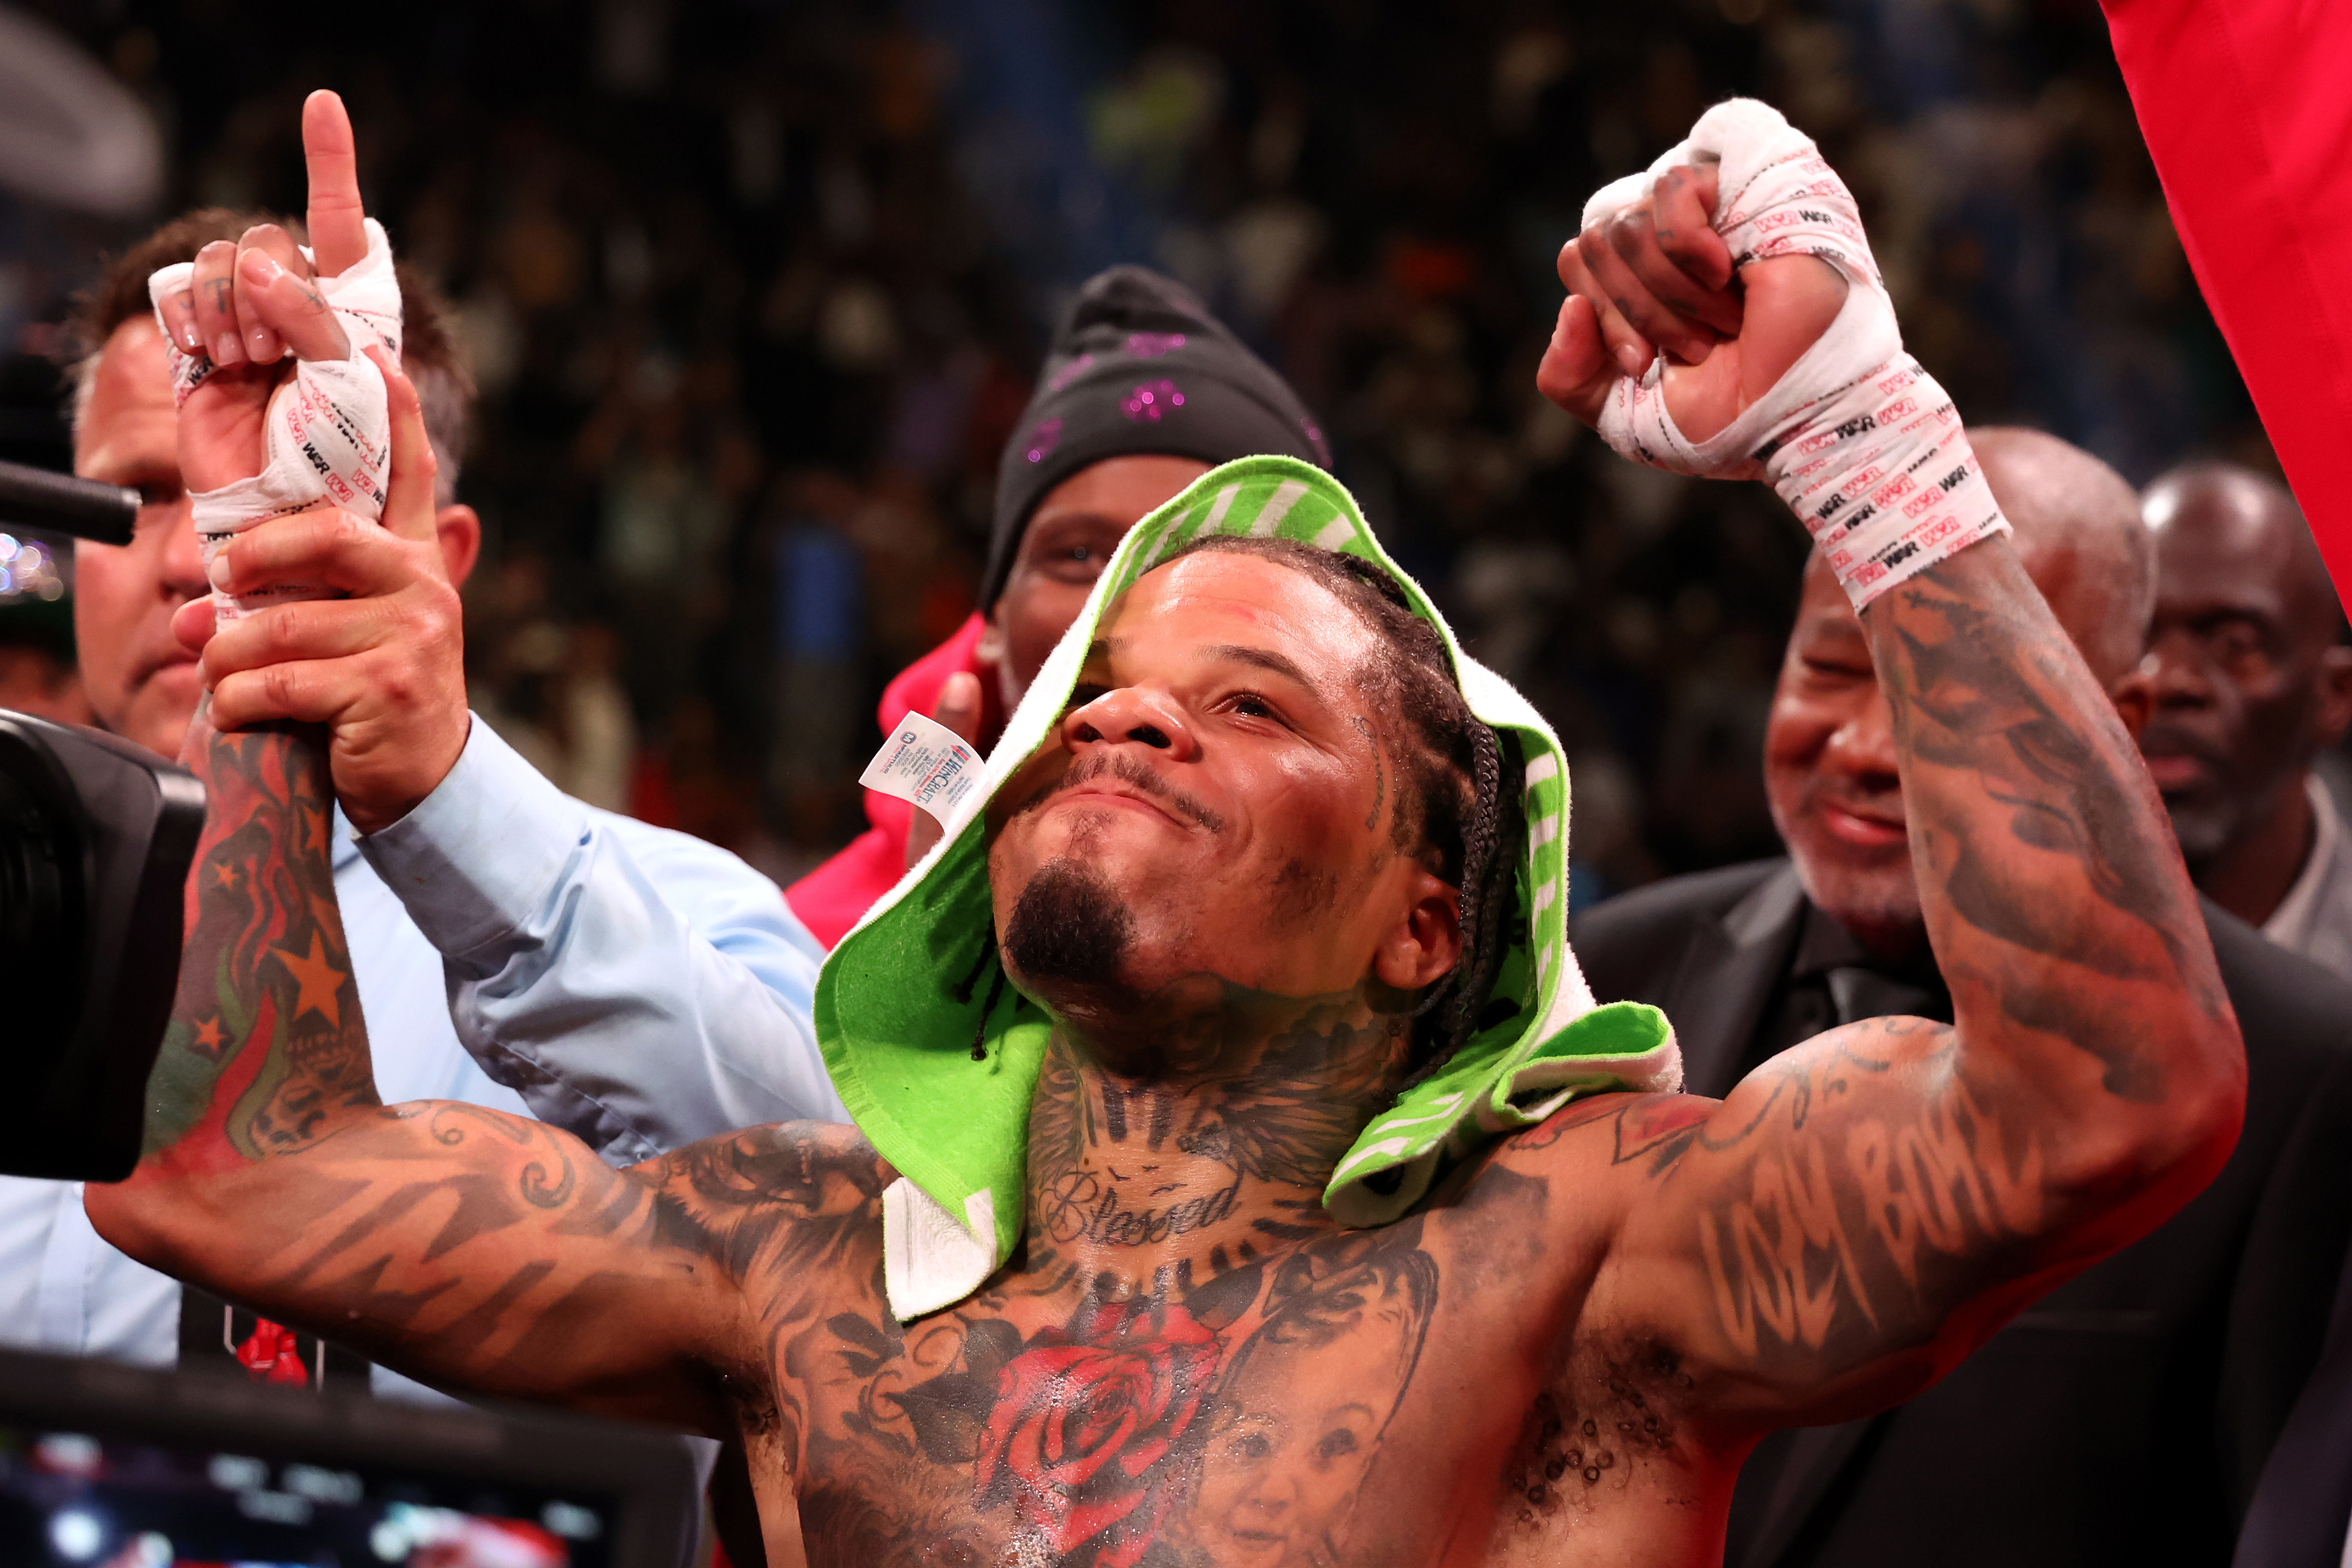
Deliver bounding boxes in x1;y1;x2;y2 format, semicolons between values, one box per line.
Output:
148;718;376;1164
1880;563;2227;1098
1679;1025;2047;1368
1568;547;2236;1411
112;715;860;1419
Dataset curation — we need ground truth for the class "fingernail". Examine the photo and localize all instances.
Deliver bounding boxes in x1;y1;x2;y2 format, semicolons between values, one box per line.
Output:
1618;346;1645;376
246;251;283;284
212;332;245;366
208;554;232;591
247;327;280;363
176;321;203;353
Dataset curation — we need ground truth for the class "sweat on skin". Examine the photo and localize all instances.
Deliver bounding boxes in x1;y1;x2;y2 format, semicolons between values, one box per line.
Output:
88;95;2244;1568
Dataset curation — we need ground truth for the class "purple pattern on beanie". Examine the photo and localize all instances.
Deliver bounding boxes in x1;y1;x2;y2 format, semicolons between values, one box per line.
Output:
1024;417;1064;463
1044;353;1096;393
1125;331;1187;358
1121;379;1185;422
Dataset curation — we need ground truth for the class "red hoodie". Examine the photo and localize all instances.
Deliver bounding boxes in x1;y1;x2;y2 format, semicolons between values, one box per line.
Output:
785;613;1000;948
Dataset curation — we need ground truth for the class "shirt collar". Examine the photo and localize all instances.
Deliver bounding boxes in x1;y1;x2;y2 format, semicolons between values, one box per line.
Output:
2262;773;2340;950
1789;895;1946;991
330;801;364;870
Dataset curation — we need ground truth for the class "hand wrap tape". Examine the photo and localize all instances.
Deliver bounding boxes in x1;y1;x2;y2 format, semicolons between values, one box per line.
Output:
146;218;404;622
1582;100;2008;607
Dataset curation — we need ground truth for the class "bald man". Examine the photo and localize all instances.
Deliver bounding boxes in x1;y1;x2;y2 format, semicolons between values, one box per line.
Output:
1575;429;2352;1568
2142;464;2352;979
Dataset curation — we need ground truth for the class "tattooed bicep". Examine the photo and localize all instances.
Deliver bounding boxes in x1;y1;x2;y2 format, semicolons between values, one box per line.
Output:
646;1123;892;1283
1581;1016;2088;1428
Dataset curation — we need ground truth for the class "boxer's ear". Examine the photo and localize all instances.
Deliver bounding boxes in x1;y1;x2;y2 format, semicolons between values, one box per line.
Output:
1373;865;1462;995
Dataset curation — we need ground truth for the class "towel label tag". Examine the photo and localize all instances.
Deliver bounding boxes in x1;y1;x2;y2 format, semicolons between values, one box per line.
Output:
861;711;982;822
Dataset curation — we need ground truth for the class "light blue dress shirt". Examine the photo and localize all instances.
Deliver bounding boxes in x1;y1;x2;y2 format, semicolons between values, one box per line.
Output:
0;716;843;1390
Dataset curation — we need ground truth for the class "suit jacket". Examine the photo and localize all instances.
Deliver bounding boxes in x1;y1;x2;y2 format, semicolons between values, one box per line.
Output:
1573;858;2352;1568
2233;1232;2352;1568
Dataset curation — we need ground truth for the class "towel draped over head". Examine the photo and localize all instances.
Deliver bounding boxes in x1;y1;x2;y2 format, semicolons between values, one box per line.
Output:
818;456;1682;1320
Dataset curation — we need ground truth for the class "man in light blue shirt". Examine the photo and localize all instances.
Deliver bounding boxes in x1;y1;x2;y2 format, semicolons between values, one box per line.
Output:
9;203;841;1387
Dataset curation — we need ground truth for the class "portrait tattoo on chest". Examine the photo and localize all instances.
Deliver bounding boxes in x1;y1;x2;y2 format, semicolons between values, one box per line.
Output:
785;1221;1438;1568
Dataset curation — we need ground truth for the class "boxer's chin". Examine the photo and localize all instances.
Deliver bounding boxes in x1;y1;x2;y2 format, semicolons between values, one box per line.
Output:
1002;858;1137;1007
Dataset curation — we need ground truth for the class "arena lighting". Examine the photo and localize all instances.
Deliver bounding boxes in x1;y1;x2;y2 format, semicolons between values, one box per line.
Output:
48;1506;105;1560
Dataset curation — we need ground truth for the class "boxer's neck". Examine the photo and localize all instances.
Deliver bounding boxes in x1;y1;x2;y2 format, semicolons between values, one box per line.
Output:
1020;997;1411;1297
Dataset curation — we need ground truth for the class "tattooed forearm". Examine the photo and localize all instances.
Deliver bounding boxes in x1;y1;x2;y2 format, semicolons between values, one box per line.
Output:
146;714;377;1164
1874;552;2232;1095
85;710;854;1424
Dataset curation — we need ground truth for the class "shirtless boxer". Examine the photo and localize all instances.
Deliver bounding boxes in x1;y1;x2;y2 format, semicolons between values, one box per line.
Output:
89;103;2242;1567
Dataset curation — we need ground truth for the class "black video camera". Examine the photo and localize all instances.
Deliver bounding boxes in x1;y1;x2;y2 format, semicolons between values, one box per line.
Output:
0;459;206;1182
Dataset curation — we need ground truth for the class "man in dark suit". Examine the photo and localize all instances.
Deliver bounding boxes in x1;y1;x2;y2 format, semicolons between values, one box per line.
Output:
2233;1239;2352;1568
1575;427;2352;1568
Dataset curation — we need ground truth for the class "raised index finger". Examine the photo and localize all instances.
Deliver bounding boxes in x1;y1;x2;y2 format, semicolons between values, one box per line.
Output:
302;90;369;278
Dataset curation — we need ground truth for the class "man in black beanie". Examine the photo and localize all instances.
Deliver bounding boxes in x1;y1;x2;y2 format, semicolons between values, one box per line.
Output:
786;265;1328;946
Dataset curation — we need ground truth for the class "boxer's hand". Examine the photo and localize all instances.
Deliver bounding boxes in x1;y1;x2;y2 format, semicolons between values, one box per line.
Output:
174;349;467;834
162;91;369;494
1537;162;1848;443
1561;163;1741;373
904;670;983;867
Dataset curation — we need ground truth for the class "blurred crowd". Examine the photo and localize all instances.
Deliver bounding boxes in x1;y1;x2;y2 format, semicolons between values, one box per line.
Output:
0;0;2268;900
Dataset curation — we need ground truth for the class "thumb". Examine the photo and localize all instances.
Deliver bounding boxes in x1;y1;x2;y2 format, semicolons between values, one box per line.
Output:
1536;295;1614;426
932;670;984;747
367;343;441;549
172;594;218;655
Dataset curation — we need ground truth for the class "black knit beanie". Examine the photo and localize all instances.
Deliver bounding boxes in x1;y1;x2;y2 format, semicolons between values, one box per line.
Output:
982;266;1329;608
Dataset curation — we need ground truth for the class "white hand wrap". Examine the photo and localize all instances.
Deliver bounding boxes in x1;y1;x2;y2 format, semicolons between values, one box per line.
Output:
1582;100;2009;607
146;218;404;622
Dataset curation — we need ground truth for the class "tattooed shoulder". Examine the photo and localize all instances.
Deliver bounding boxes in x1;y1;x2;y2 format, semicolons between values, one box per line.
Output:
1497;1091;1718;1172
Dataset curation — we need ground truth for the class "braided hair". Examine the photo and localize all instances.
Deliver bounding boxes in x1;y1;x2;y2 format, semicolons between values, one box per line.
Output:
1167;537;1524;1077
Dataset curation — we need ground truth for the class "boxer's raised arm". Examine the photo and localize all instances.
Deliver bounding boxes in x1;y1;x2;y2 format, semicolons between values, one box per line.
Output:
1521;104;2245;1441
83;712;870;1432
1560;537;2243;1437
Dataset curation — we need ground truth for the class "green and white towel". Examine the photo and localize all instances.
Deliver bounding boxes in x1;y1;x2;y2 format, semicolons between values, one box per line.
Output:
815;456;1682;1319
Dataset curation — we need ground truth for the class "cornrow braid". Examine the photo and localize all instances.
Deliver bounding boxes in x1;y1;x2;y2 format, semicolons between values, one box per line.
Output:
1415;720;1523;1083
1166;536;1522;1076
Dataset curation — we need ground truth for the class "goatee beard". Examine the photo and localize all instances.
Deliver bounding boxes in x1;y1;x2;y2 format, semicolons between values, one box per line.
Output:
1003;859;1135;990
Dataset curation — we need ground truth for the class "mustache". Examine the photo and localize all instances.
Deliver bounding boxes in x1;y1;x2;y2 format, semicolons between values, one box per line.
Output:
1037;750;1228;834
2136;722;2220;763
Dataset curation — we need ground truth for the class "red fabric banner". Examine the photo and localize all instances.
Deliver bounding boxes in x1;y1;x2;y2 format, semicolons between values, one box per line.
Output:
2099;0;2352;608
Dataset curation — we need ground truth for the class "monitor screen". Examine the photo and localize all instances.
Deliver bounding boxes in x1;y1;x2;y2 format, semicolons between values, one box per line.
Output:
0;1350;694;1568
0;1421;620;1568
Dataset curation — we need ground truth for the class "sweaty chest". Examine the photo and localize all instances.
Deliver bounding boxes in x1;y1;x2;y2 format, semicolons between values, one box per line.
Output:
741;1218;1703;1568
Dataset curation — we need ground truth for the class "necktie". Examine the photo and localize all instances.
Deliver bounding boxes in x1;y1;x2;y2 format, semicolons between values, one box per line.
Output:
1824;966;1946;1029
